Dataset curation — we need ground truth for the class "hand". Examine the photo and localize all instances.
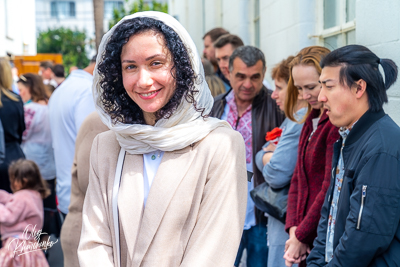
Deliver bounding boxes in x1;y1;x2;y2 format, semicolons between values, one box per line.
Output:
263;143;276;152
284;227;310;265
262;151;273;165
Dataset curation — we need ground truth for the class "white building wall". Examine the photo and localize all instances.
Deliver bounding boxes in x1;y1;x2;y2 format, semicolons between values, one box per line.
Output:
357;0;400;125
260;0;317;84
169;0;399;124
0;0;37;57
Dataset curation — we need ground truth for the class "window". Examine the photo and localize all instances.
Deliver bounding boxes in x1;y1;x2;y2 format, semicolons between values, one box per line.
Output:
104;1;124;20
316;0;356;50
254;0;260;48
51;1;76;18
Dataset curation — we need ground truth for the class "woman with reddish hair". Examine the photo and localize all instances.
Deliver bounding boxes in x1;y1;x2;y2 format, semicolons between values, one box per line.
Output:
283;46;339;267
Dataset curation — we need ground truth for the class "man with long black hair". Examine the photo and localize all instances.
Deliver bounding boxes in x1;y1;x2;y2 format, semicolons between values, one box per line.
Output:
307;45;400;266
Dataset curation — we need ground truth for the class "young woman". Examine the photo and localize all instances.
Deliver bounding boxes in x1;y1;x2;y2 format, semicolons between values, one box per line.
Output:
255;55;308;267
17;73;58;239
283;46;340;267
0;58;25;193
78;12;247;267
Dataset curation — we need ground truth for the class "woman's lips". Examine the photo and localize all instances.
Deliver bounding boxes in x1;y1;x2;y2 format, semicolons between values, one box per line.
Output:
138;89;161;100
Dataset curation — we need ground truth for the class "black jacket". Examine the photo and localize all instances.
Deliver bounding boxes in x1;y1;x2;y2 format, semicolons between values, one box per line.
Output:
307;109;400;267
210;86;285;224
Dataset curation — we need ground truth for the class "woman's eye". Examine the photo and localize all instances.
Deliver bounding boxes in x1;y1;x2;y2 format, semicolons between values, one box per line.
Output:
125;65;136;70
151;61;163;67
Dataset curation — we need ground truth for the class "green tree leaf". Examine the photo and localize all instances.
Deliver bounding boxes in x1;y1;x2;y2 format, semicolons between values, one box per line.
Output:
37;27;90;73
108;0;168;29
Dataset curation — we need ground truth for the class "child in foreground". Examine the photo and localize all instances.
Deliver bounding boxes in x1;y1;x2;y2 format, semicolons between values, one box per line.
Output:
0;159;50;266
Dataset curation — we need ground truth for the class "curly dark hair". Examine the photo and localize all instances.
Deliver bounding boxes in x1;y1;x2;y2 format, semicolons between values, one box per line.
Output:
98;17;204;124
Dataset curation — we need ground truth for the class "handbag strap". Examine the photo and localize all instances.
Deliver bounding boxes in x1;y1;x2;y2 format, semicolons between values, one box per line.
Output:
112;148;126;267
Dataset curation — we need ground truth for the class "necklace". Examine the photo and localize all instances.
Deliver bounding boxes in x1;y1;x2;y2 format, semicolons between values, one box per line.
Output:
151;151;161;160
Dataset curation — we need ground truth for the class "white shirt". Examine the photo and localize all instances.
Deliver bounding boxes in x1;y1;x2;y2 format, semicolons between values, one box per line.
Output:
143;150;164;205
48;70;95;214
22;102;56;180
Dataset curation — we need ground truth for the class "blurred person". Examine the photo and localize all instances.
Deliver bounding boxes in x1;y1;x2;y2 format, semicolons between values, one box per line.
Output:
0;119;4;165
39;60;57;87
255;55;308;267
51;64;66;87
282;47;339;267
201;57;214;76
48;56;96;218
78;12;247;267
206;75;226;97
202;27;231;86
17;73;59;239
211;46;285;267
60;112;108;267
202;58;226;97
0;159;50;266
0;58;25;193
10;62;20;94
308;45;400;266
214;34;244;82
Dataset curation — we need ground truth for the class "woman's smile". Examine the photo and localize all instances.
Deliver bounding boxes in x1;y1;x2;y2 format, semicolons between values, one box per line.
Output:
138;88;162;99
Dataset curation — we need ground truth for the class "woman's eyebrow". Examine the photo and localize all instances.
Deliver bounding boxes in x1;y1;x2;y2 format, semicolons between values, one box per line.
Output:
121;54;165;63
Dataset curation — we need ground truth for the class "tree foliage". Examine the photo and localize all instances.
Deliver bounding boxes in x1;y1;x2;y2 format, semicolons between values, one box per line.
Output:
37;27;90;73
108;0;168;29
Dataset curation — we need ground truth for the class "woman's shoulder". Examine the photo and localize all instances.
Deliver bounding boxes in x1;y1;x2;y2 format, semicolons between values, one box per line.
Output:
198;126;244;151
93;130;119;149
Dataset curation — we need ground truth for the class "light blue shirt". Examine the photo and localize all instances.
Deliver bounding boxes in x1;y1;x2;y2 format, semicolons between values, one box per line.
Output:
48;70;95;214
221;103;256;230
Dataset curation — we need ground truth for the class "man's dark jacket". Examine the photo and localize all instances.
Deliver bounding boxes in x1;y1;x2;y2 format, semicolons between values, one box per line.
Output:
210;86;285;224
307;109;400;266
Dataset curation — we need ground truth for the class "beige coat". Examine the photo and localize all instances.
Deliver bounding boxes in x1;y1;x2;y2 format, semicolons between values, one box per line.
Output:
60;112;108;267
78;126;247;267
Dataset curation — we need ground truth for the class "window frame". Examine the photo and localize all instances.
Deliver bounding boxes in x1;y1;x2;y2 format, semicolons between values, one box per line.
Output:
50;1;76;19
315;0;356;48
253;0;260;48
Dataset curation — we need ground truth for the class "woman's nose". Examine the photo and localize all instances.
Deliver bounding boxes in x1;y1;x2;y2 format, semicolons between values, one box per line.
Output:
271;89;278;99
137;68;153;88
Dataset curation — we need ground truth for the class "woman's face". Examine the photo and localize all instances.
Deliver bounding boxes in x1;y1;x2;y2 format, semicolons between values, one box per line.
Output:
292;64;322;110
17;82;31;103
271;78;288;111
120;31;176;125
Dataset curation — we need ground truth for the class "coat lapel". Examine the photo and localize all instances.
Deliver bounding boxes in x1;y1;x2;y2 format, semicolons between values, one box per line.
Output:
132;145;196;266
118;153;144;261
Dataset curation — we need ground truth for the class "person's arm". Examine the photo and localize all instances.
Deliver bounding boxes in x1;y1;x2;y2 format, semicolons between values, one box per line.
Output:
180;130;247;267
0;119;5;164
312;153;400;267
0;190;12;205
294;127;338;244
17;97;25;144
285;161;300;232
0;192;26;225
78;135;114;267
263;122;303;189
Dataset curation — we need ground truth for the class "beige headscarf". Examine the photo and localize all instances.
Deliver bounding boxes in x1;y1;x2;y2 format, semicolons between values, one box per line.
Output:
93;11;230;154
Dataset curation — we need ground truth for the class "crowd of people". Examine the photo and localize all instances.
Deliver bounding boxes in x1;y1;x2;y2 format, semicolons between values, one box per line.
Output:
0;11;399;267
